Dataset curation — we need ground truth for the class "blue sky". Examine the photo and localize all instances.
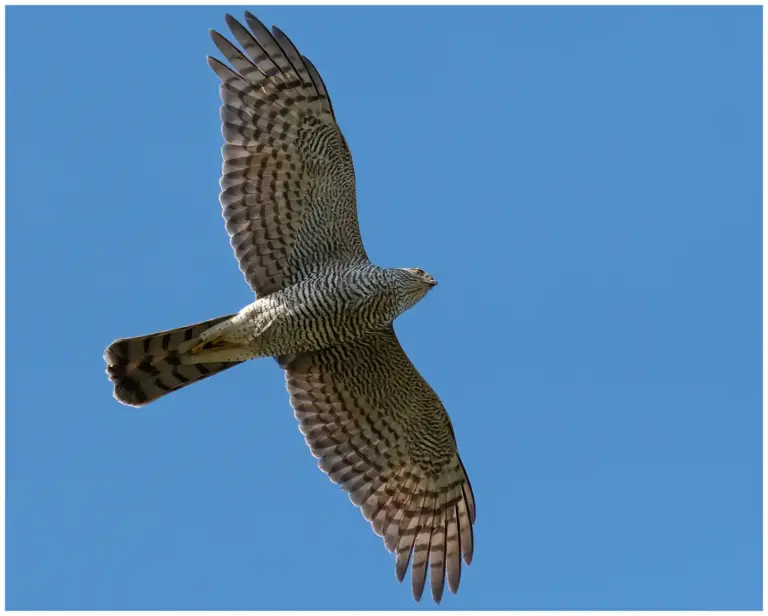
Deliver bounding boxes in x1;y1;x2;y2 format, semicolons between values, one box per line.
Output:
6;5;762;610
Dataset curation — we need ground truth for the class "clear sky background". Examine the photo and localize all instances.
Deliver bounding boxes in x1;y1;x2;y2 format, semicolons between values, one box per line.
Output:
6;5;762;610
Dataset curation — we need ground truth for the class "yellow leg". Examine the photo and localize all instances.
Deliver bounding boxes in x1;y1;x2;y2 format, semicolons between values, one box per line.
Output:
188;337;236;355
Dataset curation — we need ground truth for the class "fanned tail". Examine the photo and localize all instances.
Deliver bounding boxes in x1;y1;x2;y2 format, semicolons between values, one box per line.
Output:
105;314;241;407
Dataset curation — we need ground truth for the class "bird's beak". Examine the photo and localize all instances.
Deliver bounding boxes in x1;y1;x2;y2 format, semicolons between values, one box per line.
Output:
429;279;438;288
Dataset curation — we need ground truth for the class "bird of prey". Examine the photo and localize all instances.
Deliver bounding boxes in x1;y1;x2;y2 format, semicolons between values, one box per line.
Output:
104;12;475;604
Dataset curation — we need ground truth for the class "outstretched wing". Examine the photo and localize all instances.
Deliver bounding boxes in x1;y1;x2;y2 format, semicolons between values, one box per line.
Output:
279;328;476;603
209;12;368;297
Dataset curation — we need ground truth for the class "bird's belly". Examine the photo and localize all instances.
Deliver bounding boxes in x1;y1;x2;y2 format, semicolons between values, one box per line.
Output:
250;289;388;357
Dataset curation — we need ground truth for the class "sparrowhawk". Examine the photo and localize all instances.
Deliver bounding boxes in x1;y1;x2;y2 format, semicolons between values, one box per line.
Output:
105;11;475;603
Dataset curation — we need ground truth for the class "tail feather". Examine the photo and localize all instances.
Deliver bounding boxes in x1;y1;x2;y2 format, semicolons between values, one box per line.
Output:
105;314;241;407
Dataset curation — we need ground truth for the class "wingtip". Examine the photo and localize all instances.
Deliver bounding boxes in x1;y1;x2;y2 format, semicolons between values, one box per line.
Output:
411;568;427;603
395;564;406;584
224;13;248;35
244;11;269;35
447;558;461;593
431;585;444;604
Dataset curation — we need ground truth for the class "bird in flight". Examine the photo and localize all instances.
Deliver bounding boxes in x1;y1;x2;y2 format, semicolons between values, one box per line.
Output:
104;11;475;603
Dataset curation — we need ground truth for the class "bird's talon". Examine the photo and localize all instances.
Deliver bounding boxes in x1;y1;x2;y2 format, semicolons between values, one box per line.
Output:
190;338;231;355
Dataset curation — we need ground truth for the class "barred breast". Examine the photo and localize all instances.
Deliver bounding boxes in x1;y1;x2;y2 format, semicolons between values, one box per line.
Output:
234;264;401;357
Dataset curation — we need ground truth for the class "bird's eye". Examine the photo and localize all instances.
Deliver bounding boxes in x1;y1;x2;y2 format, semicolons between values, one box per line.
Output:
412;268;424;276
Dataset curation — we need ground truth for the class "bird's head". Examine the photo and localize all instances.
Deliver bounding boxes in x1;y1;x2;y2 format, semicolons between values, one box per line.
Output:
392;267;438;312
401;267;438;289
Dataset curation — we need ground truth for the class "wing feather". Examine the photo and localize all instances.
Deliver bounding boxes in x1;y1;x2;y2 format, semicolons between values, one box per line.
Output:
279;328;475;602
209;13;368;297
445;505;462;594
